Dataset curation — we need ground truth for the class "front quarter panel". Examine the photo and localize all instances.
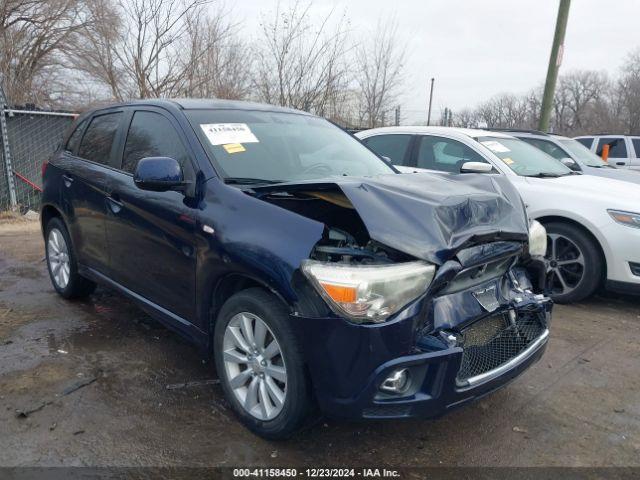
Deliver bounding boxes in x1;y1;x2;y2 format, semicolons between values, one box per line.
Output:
515;177;640;284
194;179;325;328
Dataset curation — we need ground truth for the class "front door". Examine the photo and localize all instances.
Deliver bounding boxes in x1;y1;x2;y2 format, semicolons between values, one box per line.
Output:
106;109;199;322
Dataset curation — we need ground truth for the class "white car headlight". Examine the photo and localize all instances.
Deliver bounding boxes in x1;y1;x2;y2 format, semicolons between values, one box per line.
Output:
608;209;640;229
301;260;436;323
528;220;547;257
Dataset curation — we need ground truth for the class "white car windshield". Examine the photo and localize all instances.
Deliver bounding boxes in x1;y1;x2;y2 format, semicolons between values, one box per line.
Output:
558;139;610;168
477;136;573;177
186;109;395;184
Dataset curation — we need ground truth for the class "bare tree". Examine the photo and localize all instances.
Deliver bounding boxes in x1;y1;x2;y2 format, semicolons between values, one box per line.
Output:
0;0;91;106
253;1;351;114
74;0;211;100
452;108;478;128
616;48;640;134
355;17;405;128
553;70;609;134
177;7;252;100
475;93;531;129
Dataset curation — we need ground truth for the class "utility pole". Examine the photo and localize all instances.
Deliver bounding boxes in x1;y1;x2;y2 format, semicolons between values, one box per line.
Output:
427;77;434;126
539;0;571;132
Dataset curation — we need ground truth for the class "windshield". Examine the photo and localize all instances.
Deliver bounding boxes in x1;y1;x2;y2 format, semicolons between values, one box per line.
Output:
477;136;572;177
558;138;609;167
186;109;395;183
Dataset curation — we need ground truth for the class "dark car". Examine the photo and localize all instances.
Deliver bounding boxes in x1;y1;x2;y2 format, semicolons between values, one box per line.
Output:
41;99;552;438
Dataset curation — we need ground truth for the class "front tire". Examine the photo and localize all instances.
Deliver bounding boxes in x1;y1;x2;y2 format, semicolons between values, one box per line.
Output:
544;222;603;303
213;288;312;439
45;217;96;299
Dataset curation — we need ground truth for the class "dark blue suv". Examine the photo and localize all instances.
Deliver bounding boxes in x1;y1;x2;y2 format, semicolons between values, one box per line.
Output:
41;99;552;438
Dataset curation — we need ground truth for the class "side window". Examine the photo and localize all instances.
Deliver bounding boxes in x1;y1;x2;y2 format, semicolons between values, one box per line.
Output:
362;134;412;165
122;111;191;175
596;138;627;158
632;139;640;158
520;138;568;160
65;118;88;154
77;113;123;165
417;136;487;173
575;137;593;149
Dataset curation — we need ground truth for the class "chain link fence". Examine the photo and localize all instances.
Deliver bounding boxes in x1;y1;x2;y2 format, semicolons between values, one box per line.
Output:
0;108;76;213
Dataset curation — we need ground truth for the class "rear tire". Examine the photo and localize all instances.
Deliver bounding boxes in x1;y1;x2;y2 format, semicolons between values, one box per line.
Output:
543;222;602;303
45;217;96;299
213;288;312;439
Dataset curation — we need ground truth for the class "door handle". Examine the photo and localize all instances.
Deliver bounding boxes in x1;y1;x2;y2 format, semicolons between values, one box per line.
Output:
106;195;123;214
616;161;626;166
62;174;74;187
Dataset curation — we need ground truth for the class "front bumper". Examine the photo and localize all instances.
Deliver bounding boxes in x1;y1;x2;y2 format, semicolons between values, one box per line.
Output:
290;273;552;420
598;222;640;287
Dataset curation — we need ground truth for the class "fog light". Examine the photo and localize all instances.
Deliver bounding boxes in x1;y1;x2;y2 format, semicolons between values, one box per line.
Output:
380;368;411;394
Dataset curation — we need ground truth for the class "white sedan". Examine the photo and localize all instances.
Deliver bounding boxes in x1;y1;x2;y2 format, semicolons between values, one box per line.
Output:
356;126;640;303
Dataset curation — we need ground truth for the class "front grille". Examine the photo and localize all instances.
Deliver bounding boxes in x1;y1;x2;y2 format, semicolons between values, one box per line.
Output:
456;311;545;384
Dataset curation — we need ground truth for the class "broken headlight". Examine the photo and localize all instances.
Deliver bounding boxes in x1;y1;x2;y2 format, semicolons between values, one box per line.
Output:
528;220;547;257
301;260;435;323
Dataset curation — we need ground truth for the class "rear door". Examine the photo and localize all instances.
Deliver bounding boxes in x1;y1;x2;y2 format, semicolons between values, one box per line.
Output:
595;137;630;168
360;134;414;166
630;137;640;171
105;107;199;322
61;110;123;273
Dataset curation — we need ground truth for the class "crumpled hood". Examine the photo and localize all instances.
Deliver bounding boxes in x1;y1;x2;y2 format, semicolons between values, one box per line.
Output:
254;172;529;265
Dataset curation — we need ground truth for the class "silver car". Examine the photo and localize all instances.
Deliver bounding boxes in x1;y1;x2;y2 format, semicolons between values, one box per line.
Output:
508;130;640;185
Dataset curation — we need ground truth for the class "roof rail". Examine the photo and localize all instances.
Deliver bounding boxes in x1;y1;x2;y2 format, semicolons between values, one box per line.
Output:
488;128;550;136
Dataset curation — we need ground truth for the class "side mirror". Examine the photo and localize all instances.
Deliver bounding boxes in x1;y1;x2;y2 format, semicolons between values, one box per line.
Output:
134;157;185;192
460;161;493;173
560;157;578;169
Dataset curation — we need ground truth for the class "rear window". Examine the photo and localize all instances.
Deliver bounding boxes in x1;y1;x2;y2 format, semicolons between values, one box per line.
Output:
65;118;88;154
633;139;640;158
575;137;593;149
77;113;122;165
363;134;412;165
596;138;627;158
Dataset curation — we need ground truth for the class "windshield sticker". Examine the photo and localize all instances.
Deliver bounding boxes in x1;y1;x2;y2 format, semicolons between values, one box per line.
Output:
223;143;246;154
481;140;510;153
201;123;259;146
503;157;515;165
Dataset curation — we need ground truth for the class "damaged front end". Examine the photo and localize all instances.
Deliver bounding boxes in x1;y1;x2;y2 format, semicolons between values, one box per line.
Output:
248;173;551;419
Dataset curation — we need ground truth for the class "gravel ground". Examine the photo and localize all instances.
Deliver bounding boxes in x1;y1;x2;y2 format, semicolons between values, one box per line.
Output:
0;220;639;467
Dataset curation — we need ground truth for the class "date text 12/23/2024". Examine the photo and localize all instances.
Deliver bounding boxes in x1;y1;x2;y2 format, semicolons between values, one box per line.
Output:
233;469;401;478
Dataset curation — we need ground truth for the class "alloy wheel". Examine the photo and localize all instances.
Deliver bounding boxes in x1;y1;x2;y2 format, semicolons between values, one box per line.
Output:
546;233;585;296
222;312;287;421
47;228;70;289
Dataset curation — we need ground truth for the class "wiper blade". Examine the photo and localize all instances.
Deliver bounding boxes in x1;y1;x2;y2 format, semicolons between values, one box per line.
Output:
224;177;284;185
525;172;562;178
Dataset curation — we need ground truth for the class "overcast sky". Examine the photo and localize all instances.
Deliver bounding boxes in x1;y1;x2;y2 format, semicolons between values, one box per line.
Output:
229;0;638;122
